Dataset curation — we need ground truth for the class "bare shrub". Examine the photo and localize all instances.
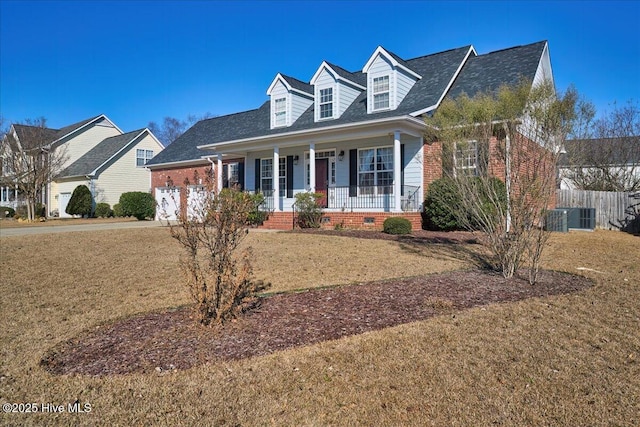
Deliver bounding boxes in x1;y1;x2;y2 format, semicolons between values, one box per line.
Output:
168;171;269;326
425;80;578;284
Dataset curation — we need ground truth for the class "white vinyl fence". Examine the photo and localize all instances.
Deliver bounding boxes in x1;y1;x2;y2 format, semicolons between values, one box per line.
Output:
556;189;639;230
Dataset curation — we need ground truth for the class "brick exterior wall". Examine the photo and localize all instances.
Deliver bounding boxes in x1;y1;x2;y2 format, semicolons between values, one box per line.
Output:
151;163;214;194
422;135;557;210
261;211;423;231
422;140;443;191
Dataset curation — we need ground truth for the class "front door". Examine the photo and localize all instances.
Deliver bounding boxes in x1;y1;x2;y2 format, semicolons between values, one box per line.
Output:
315;158;328;208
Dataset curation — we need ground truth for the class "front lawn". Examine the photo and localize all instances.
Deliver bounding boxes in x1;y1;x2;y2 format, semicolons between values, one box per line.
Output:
0;228;638;426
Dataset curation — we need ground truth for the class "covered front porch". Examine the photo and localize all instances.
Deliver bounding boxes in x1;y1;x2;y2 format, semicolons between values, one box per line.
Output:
203;118;427;218
0;185;19;211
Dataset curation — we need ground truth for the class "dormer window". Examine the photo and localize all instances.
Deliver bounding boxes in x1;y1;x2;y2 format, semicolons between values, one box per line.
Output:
267;73;314;129
319;88;333;119
373;76;390;110
363;46;421;114
311;61;365;122
274;97;287;127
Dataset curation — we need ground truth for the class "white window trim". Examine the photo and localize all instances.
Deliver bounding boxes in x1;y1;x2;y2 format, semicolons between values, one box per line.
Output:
453;140;479;177
304;149;336;188
372;75;391;112
260;157;286;194
273;97;287;127
318;87;334;120
357;145;394;195
136;149;154;167
225;162;240;188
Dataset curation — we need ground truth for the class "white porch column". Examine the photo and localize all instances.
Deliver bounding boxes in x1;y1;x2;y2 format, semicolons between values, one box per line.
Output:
273;146;280;211
217;154;223;193
309;143;316;192
393;131;402;212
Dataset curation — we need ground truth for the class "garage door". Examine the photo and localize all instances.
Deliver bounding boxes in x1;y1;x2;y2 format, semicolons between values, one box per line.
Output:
58;192;72;218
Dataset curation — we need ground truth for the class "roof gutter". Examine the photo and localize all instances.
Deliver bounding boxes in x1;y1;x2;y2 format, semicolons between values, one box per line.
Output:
197;115;427;151
145;158;212;170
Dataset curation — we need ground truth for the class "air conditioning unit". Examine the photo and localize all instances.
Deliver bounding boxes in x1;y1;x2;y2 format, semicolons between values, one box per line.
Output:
545;209;568;232
556;207;596;230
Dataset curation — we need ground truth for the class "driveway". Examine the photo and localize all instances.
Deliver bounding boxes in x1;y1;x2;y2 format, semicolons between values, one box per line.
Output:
0;220;277;237
0;220;165;237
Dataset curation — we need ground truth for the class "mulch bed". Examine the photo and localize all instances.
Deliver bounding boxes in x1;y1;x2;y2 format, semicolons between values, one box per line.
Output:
289;228;481;244
41;265;591;376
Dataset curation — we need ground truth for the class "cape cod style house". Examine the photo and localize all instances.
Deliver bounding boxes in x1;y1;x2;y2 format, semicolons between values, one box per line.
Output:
146;40;554;229
1;115;164;217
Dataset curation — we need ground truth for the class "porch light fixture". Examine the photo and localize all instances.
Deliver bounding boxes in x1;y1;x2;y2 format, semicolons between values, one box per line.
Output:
338;150;345;161
293;155;299;165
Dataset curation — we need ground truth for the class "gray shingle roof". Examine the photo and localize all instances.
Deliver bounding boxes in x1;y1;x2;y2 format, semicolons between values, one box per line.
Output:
324;61;367;87
59;129;146;177
12;124;59;149
447;41;546;99
384;47;417;74
280;74;313;95
10;115;104;151
147;41;547;167
559;136;640;166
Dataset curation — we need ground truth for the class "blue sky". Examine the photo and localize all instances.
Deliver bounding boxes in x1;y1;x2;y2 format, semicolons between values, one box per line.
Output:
1;0;639;132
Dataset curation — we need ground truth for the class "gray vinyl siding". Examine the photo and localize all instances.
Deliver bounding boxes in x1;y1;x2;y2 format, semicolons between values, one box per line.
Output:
532;43;552;88
367;55;394;113
396;68;418;108
314;69;336;122
270;82;288;128
337;83;361;118
402;136;423;195
271;80;313;128
244;135;424;211
290;93;313;125
314;68;363;121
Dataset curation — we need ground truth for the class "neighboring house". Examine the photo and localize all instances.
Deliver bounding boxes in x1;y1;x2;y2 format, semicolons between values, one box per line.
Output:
0;115;164;217
559;136;640;191
146;40;554;229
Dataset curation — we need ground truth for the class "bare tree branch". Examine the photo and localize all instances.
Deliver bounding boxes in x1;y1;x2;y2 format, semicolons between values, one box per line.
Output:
0;118;68;220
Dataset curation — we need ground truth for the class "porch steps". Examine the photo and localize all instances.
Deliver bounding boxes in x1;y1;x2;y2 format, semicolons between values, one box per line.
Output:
259;212;294;230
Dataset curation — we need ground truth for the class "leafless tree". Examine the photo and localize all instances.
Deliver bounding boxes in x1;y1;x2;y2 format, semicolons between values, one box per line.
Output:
425;80;578;284
148;112;215;146
563;101;640;191
1;118;68;220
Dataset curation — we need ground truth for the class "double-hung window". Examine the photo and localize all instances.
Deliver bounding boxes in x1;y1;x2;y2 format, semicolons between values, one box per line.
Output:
319;88;333;119
358;147;393;194
455;141;478;176
136;149;154;167
274;97;287;127
260;158;286;194
372;75;390;110
224;162;240;188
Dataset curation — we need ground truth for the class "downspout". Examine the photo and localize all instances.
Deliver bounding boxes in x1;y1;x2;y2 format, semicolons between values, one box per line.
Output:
504;124;512;233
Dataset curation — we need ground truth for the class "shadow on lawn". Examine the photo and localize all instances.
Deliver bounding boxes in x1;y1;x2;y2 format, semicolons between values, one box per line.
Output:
396;233;495;271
